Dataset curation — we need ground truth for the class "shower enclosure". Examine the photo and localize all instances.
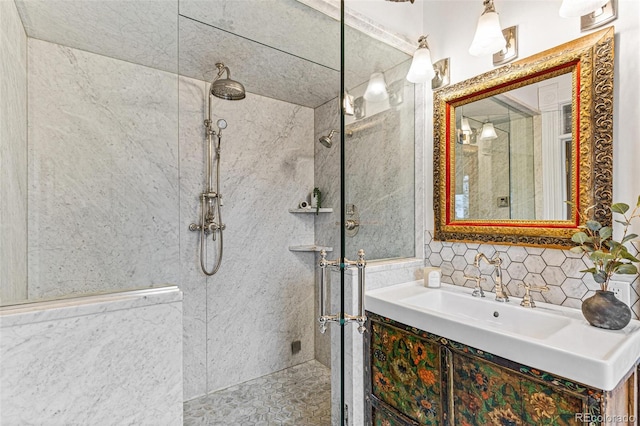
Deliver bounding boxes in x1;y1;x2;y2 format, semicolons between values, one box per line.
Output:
1;0;419;424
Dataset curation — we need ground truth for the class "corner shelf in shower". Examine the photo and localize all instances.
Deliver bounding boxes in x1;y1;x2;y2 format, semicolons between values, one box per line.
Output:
287;207;333;252
288;208;333;214
288;245;333;252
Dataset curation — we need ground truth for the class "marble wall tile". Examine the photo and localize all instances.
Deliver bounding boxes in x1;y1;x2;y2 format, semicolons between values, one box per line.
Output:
0;0;28;304
178;15;338;109
27;39;180;300
178;76;210;401
313;97;340;368
0;287;183;424
180;0;410;92
425;232;640;320
185;86;316;392
15;0;178;73
180;0;340;69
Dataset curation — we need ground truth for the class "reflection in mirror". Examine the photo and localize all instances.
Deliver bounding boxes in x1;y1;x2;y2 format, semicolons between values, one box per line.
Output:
433;27;615;247
454;73;573;222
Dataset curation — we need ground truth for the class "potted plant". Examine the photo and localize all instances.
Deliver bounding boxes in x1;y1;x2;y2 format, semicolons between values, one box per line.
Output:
312;187;322;215
571;196;640;330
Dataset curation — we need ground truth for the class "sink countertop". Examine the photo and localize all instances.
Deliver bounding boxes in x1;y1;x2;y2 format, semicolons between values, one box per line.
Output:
366;281;640;391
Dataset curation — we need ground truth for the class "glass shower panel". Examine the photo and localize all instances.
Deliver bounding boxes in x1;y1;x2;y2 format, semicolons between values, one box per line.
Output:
342;19;415;261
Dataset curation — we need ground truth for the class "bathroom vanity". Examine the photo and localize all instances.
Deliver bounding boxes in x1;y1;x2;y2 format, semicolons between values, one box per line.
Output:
364;282;639;425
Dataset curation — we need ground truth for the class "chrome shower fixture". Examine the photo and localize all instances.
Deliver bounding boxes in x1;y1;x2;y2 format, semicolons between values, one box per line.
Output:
319;129;338;148
189;63;246;276
210;63;246;100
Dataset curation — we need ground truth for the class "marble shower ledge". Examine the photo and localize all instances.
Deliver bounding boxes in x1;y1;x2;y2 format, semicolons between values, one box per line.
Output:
288;208;333;213
289;245;333;252
0;286;182;328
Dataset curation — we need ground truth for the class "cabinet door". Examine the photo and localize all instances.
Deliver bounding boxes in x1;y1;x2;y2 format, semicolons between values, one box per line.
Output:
370;321;444;425
451;350;585;425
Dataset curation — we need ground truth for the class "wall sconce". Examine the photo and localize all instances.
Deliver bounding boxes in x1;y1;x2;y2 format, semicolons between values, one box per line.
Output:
363;72;389;102
560;0;617;31
559;0;608;17
432;58;450;90
469;0;507;57
479;122;498;140
493;26;518;66
343;91;354;116
388;79;405;107
458;116;473;144
406;36;435;84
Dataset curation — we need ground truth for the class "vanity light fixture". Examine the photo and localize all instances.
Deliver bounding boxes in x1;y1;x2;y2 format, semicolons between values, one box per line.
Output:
559;0;618;31
432;58;451;90
479;122;498;141
469;0;507;57
406;36;436;84
343;91;354;116
363;72;389;102
559;0;608;17
493;26;518;66
461;117;472;133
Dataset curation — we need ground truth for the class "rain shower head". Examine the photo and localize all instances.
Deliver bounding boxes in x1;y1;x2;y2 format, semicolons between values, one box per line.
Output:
319;129;338;148
210;63;246;100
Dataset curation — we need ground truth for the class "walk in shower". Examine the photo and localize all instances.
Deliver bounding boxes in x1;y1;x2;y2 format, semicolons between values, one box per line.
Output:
1;0;419;423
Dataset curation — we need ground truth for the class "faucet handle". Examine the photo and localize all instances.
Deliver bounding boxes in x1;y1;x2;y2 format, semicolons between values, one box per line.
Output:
518;283;549;308
464;274;486;298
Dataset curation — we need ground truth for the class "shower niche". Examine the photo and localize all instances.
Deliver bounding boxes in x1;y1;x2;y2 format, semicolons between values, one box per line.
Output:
288;208;334;253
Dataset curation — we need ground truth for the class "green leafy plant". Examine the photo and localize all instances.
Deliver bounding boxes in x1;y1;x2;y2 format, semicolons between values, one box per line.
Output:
570;196;640;291
313;187;322;215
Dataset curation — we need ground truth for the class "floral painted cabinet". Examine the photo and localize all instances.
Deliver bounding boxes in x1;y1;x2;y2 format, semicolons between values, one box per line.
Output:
364;312;637;426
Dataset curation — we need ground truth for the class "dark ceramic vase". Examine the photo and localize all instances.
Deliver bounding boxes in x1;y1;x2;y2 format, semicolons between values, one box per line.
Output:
581;290;632;330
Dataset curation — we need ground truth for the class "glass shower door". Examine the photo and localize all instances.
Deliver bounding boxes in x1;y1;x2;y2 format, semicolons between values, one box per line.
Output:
337;1;417;424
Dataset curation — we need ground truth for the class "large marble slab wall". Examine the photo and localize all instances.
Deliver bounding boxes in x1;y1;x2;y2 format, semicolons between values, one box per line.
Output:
0;0;28;303
27;39;180;300
425;232;640;320
0;286;183;424
179;76;316;399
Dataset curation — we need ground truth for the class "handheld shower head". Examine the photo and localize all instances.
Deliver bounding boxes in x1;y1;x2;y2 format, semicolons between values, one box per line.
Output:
210;63;246;100
319;129;338;148
216;119;227;135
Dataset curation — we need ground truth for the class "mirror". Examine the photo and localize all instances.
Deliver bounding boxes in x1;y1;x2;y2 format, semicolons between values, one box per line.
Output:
433;27;614;247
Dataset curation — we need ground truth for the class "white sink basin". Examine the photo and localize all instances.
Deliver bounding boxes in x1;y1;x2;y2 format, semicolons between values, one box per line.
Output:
366;281;640;391
400;290;571;339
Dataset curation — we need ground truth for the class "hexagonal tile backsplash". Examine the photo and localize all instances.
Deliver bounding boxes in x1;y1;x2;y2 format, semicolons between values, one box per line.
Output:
425;231;640;320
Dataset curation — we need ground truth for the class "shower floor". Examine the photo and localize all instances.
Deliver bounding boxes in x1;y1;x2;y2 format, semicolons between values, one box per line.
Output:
183;360;331;426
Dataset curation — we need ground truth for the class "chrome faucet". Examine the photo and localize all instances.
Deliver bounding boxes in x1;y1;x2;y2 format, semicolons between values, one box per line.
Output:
474;253;509;302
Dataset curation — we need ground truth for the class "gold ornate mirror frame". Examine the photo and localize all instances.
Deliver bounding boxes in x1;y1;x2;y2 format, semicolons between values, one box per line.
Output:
433;27;614;248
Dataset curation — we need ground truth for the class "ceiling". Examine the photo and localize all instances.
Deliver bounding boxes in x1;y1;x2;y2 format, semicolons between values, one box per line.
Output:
15;0;412;108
